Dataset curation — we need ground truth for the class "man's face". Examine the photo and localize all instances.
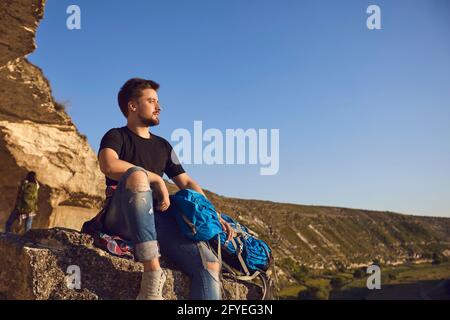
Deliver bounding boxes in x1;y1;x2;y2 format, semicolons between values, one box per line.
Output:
132;88;161;126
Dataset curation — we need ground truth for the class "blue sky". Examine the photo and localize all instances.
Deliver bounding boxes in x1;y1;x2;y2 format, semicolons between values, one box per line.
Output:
29;0;450;217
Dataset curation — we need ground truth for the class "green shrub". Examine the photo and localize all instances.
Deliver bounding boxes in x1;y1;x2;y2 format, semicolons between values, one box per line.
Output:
293;272;309;283
54;101;68;111
330;276;348;289
421;252;433;260
432;252;446;265
387;273;397;281
372;259;381;266
298;286;330;300
334;261;347;273
293;264;310;283
353;268;366;279
282;257;298;272
298;264;310;275
323;270;336;277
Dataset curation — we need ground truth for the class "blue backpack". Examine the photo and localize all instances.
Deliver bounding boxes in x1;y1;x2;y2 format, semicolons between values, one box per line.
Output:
214;213;272;274
169;189;274;299
169;189;223;242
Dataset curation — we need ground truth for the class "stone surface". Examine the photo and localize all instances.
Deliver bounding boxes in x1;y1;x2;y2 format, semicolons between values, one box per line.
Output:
0;228;262;300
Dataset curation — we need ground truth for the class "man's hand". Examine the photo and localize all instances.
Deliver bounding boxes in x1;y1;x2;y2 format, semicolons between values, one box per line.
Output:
152;179;170;212
219;216;236;242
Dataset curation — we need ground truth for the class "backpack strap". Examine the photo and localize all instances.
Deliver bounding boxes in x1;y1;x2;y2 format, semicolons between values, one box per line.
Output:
172;201;198;237
216;234;222;269
234;271;260;281
226;271;271;300
180;210;197;236
235;223;248;238
230;237;250;276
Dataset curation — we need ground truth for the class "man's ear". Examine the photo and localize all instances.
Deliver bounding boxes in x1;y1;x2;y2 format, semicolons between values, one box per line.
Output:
128;101;136;112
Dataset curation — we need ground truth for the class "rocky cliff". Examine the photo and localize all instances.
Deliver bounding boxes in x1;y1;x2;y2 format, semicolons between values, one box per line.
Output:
0;0;104;232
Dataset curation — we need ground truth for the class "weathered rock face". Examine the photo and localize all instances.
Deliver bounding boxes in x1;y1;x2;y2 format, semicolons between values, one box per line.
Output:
0;228;261;300
0;0;44;67
0;0;105;231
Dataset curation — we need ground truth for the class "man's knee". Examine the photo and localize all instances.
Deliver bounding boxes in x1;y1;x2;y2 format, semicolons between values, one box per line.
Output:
206;261;221;273
204;261;221;284
125;170;150;192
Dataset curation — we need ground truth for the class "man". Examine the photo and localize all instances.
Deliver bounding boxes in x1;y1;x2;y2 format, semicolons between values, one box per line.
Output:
5;171;39;234
98;78;233;300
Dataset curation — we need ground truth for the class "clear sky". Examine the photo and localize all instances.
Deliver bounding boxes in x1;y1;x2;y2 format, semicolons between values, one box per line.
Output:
29;0;450;217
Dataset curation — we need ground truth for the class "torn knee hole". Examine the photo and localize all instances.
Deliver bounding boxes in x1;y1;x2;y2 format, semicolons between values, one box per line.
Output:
206;262;221;273
128;195;149;205
134;185;151;193
125;171;150;192
205;262;221;283
126;183;151;193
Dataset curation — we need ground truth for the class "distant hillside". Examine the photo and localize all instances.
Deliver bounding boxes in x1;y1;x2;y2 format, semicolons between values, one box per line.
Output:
166;183;450;286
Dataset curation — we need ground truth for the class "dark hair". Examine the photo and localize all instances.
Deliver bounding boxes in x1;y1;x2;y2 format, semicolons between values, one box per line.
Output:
26;171;37;183
117;78;160;118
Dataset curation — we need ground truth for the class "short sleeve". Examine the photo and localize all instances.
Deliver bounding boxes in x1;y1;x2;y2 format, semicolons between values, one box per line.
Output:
164;141;185;179
99;128;123;157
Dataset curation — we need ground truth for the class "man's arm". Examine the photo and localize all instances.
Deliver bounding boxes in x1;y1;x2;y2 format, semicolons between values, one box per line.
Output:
171;173;206;197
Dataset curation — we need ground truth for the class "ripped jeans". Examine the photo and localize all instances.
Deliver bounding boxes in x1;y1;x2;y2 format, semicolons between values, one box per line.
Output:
103;166;221;300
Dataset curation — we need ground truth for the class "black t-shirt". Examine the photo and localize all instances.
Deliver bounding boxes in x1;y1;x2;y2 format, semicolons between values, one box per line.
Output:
98;126;185;186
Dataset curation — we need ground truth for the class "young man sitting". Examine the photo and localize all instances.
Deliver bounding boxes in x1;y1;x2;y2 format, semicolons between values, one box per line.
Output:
97;78;233;300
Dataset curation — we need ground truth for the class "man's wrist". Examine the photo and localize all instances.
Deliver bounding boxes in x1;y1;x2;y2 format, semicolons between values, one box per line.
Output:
145;170;163;185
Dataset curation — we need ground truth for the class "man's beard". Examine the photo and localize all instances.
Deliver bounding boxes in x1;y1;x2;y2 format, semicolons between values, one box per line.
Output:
138;113;160;127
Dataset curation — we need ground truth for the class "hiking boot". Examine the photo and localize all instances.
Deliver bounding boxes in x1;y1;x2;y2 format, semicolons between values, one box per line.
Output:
136;269;167;300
